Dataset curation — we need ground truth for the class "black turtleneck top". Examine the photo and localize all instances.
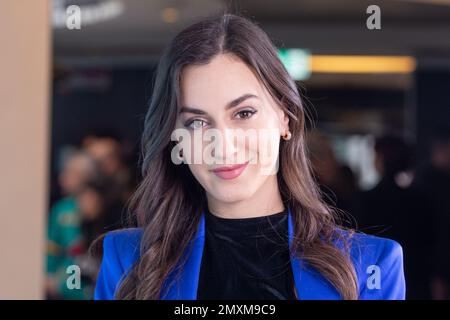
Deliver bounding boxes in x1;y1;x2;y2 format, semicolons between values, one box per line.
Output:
197;208;297;300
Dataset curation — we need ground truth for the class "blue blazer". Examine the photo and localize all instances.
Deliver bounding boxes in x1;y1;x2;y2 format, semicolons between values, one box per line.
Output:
94;208;406;300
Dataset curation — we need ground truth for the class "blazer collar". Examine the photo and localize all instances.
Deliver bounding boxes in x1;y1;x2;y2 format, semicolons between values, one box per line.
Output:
161;207;340;300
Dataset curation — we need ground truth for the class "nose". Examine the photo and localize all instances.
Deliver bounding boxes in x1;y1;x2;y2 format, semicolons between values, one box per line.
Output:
212;126;239;164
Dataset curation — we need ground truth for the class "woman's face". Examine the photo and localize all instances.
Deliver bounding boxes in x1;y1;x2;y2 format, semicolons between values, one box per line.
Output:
176;53;289;205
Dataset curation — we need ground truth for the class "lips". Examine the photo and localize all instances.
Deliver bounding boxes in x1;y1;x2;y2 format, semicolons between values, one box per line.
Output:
210;161;249;180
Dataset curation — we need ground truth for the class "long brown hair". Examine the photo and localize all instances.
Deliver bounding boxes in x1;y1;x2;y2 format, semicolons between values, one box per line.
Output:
116;13;358;300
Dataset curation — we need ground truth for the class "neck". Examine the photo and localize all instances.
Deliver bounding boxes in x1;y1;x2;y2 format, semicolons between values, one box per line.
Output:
206;175;285;219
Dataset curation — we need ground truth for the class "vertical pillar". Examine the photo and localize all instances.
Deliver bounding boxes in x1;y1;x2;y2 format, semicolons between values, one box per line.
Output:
0;0;50;299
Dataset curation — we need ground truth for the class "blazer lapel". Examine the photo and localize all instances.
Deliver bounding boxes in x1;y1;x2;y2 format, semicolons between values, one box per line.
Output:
288;208;341;300
161;213;205;300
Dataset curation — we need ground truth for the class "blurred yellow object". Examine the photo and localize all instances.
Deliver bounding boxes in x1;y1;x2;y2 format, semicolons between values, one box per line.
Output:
162;7;179;23
311;55;416;74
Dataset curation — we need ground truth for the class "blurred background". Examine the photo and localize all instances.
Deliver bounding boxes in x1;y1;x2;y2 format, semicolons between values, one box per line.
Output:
1;0;450;299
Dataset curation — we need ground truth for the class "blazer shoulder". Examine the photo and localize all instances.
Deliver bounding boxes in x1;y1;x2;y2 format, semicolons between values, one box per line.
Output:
346;231;405;300
94;228;143;300
106;228;143;256
103;228;143;271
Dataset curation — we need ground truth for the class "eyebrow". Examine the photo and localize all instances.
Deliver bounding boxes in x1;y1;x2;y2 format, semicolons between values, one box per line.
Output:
179;93;259;114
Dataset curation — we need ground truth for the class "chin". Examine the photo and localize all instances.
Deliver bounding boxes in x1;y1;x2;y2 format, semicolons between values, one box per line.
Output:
209;184;256;203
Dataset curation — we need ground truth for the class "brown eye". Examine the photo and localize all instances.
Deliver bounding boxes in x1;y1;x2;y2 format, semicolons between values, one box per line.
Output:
235;109;256;119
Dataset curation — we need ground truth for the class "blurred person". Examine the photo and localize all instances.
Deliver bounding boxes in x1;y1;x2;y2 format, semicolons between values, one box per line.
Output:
413;125;450;299
46;150;101;299
354;135;432;299
75;179;113;287
57;147;98;196
82;130;133;200
94;14;404;300
307;131;359;225
82;130;135;229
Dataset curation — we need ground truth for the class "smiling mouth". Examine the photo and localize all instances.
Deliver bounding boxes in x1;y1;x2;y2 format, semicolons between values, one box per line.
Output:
210;161;249;180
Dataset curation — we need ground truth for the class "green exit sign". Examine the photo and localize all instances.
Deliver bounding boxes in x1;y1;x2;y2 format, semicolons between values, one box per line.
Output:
278;48;311;80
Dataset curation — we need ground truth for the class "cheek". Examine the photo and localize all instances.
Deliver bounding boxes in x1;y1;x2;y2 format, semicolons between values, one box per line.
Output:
253;108;282;171
241;124;280;174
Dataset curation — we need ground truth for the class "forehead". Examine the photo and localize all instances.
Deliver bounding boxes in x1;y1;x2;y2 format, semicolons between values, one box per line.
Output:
180;53;263;108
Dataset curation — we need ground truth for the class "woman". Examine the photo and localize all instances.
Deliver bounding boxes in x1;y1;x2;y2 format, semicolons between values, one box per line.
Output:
94;13;405;300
